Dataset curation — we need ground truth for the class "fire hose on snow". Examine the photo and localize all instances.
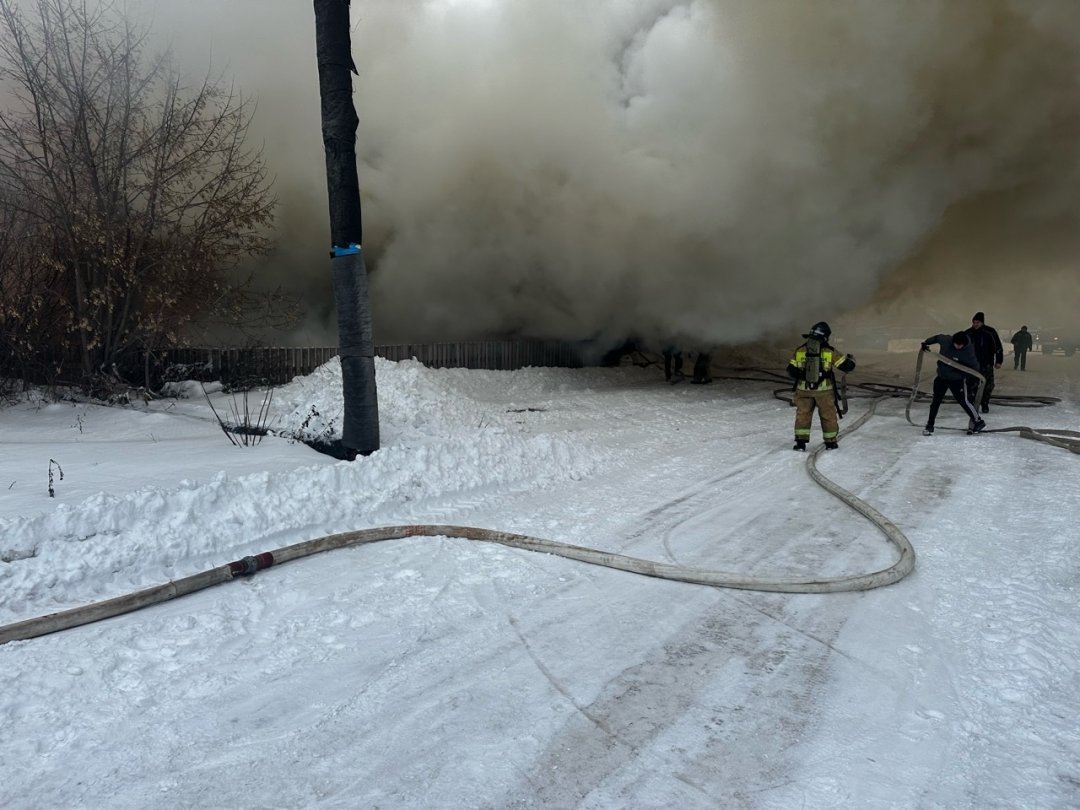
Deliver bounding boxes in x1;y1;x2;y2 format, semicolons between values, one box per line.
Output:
3;351;1077;646
0;409;912;645
907;349;1080;452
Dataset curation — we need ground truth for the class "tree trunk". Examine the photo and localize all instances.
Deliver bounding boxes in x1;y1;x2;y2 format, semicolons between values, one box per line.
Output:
313;0;379;457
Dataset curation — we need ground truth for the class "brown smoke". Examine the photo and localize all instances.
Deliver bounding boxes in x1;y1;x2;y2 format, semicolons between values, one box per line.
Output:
145;0;1080;348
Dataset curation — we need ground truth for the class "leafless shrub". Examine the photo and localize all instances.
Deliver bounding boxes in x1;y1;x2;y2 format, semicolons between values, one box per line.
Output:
47;458;63;497
202;382;275;448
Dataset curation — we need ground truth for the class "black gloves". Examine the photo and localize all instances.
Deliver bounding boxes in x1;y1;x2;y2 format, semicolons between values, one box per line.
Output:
920;343;931;352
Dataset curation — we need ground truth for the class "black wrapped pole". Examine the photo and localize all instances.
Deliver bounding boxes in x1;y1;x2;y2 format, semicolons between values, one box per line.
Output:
314;0;379;457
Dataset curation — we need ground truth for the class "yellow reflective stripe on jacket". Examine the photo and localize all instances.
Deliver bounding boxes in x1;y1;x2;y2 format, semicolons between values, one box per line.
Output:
790;347;842;390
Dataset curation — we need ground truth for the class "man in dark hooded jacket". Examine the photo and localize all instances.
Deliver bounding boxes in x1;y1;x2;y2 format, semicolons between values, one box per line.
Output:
966;311;1003;412
1010;325;1033;370
920;331;985;436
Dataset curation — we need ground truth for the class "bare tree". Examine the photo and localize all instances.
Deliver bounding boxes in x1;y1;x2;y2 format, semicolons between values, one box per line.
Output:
0;0;288;391
0;196;67;387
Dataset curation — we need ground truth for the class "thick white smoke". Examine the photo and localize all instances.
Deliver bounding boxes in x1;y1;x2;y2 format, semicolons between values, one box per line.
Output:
146;0;1080;346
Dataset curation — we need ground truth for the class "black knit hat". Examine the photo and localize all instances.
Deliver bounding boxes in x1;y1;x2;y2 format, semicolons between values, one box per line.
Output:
973;311;985;322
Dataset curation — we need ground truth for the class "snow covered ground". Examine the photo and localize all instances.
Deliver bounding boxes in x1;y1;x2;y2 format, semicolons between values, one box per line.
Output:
2;349;1079;809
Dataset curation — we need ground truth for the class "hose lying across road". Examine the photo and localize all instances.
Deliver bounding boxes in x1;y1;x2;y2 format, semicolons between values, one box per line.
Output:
2;351;1074;645
0;414;913;645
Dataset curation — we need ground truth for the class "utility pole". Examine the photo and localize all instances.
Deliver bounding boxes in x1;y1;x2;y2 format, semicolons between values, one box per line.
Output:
313;0;379;458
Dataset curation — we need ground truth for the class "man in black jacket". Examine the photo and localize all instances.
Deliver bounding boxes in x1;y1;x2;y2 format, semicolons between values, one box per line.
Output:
920;331;985;436
1010;325;1033;370
966;311;1003;413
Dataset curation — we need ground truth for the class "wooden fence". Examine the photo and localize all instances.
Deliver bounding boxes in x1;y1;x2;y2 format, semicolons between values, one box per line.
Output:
158;339;588;386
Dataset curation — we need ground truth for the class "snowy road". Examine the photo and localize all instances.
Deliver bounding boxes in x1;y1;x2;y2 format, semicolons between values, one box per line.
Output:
2;351;1079;808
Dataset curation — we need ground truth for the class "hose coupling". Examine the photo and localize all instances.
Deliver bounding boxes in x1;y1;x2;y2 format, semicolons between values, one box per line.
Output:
228;552;274;577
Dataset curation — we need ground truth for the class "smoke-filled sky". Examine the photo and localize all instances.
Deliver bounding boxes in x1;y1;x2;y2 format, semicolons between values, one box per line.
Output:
142;0;1080;347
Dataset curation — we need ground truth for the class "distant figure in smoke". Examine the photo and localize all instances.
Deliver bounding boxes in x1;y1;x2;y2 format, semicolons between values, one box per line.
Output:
662;346;684;383
1010;325;1033;371
786;322;855;451
920;331;985;436
691;351;712;384
966;312;1003;412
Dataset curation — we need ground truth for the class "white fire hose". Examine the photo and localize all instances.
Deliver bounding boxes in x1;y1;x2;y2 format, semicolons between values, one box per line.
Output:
8;350;1078;646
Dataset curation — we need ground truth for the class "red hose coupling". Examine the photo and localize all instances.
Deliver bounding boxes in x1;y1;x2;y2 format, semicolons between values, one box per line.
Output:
228;552;275;577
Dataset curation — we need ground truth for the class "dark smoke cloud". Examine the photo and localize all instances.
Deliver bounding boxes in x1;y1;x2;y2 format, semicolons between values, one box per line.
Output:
145;0;1080;347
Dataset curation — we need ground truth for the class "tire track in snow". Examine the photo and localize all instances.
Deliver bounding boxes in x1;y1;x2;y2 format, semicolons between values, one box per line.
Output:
498;592;849;809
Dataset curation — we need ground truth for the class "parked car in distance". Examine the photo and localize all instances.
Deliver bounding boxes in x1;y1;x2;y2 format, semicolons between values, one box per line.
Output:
1037;328;1080;356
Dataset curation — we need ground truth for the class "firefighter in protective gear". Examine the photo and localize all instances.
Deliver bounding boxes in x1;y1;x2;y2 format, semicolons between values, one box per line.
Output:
786;322;856;451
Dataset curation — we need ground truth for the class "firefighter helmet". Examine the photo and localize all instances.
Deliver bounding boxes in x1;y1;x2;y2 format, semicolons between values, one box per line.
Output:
807;321;831;340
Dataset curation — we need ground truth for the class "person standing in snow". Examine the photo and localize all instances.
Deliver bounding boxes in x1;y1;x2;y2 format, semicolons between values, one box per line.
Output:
662;346;684;382
786;322;855;451
691;350;713;384
920;331;985;436
965;311;1003;412
1010;325;1033;371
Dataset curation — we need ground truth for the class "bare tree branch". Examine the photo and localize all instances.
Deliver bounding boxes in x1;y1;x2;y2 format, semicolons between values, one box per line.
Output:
0;0;291;390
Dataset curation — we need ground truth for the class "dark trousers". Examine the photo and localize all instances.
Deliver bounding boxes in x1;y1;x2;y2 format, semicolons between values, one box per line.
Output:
928;377;981;429
691;352;712;383
1014;349;1028;370
663;350;683;381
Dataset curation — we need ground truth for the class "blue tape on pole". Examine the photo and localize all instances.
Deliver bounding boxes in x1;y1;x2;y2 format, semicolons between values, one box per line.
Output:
331;243;362;257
